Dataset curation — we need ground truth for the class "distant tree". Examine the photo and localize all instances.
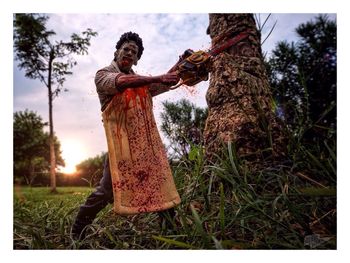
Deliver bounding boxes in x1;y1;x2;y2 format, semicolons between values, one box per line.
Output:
76;152;107;186
14;110;64;186
266;15;336;142
13;14;97;192
160;99;208;159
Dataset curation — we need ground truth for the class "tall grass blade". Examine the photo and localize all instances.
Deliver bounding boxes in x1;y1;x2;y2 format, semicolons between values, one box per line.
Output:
152;235;195;249
212;236;223;249
324;140;336;162
303;148;328;172
190;204;210;248
177;207;191;234
227;141;239;177
104;228;120;247
219;183;225;235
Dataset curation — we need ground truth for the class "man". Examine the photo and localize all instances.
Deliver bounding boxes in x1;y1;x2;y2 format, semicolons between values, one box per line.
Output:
71;32;181;240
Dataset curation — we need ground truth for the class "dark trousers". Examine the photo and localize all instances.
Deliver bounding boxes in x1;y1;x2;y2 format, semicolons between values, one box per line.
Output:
72;155;175;237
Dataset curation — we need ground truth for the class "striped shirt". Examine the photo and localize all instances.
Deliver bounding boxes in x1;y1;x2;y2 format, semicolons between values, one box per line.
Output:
95;60;135;112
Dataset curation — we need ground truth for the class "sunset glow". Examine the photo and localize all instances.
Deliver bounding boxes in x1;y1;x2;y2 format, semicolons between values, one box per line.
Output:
60;139;87;174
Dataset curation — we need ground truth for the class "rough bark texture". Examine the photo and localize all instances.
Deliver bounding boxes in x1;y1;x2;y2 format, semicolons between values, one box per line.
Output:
204;14;285;161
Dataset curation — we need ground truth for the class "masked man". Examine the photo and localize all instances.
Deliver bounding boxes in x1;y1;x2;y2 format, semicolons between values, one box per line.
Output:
71;32;182;240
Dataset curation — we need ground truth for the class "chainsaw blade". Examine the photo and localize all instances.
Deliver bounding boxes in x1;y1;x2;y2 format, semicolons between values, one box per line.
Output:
209;32;249;57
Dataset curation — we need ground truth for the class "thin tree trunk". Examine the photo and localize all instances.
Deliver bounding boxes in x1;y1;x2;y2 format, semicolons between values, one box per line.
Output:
204;14;285;162
29;159;35;187
48;51;57;193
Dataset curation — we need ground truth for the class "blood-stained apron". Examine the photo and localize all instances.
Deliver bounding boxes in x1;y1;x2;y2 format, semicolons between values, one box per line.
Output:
102;86;181;215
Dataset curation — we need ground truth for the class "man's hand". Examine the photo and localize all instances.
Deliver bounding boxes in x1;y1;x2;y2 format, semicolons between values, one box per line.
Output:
158;72;180;86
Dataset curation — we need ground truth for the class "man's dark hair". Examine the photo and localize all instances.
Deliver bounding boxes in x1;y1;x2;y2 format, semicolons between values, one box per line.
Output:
115;32;144;59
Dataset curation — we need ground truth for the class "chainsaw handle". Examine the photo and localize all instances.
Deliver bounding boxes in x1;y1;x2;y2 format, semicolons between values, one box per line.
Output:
169;79;184;90
167;49;194;73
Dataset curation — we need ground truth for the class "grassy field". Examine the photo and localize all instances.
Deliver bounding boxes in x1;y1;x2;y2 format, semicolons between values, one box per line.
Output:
14;143;336;250
14;186;200;249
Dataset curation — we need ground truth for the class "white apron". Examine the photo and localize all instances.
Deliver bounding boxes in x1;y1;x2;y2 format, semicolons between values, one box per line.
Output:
102;86;181;215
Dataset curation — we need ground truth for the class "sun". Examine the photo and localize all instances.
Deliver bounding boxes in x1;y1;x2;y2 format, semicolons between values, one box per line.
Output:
59;139;88;174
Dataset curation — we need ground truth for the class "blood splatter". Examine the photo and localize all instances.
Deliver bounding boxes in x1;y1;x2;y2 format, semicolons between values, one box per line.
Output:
104;85;180;213
135;170;149;182
182;84;199;96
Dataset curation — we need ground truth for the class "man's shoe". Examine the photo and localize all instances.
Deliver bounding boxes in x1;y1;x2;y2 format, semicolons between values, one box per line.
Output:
71;223;88;241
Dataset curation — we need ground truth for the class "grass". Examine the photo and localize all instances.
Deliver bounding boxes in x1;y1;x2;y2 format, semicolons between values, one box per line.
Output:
14;139;336;249
14;187;93;249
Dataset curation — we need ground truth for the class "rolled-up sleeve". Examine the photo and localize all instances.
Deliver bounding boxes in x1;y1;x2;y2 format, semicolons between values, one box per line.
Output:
95;69;123;95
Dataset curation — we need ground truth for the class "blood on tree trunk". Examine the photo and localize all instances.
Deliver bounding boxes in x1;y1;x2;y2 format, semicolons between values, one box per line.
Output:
204;14;286;162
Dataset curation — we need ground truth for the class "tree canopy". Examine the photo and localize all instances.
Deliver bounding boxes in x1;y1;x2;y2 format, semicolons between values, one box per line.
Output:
160;99;208;159
14;110;64;185
14;14;97;96
266;15;336;143
76;152;107;187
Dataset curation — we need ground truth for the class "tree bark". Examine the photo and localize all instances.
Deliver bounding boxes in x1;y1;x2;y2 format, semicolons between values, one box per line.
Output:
204;14;285;162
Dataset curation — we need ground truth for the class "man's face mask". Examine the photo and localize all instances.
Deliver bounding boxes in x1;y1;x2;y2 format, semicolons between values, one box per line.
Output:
116;41;139;72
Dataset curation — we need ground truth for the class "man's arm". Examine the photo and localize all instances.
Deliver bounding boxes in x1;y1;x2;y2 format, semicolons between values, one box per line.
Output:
148;49;196;96
148;55;188;97
149;83;171;97
95;67;179;97
116;72;179;93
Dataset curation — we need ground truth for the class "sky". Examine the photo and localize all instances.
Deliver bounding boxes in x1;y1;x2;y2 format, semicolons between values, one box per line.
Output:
2;0;350;260
12;13;336;173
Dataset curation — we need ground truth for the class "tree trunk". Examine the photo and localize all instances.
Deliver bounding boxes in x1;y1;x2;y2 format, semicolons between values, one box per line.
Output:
28;159;35;187
204;14;285;162
48;51;57;193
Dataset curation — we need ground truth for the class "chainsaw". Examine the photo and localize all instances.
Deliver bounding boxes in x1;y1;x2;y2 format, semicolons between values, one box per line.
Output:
170;32;249;89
